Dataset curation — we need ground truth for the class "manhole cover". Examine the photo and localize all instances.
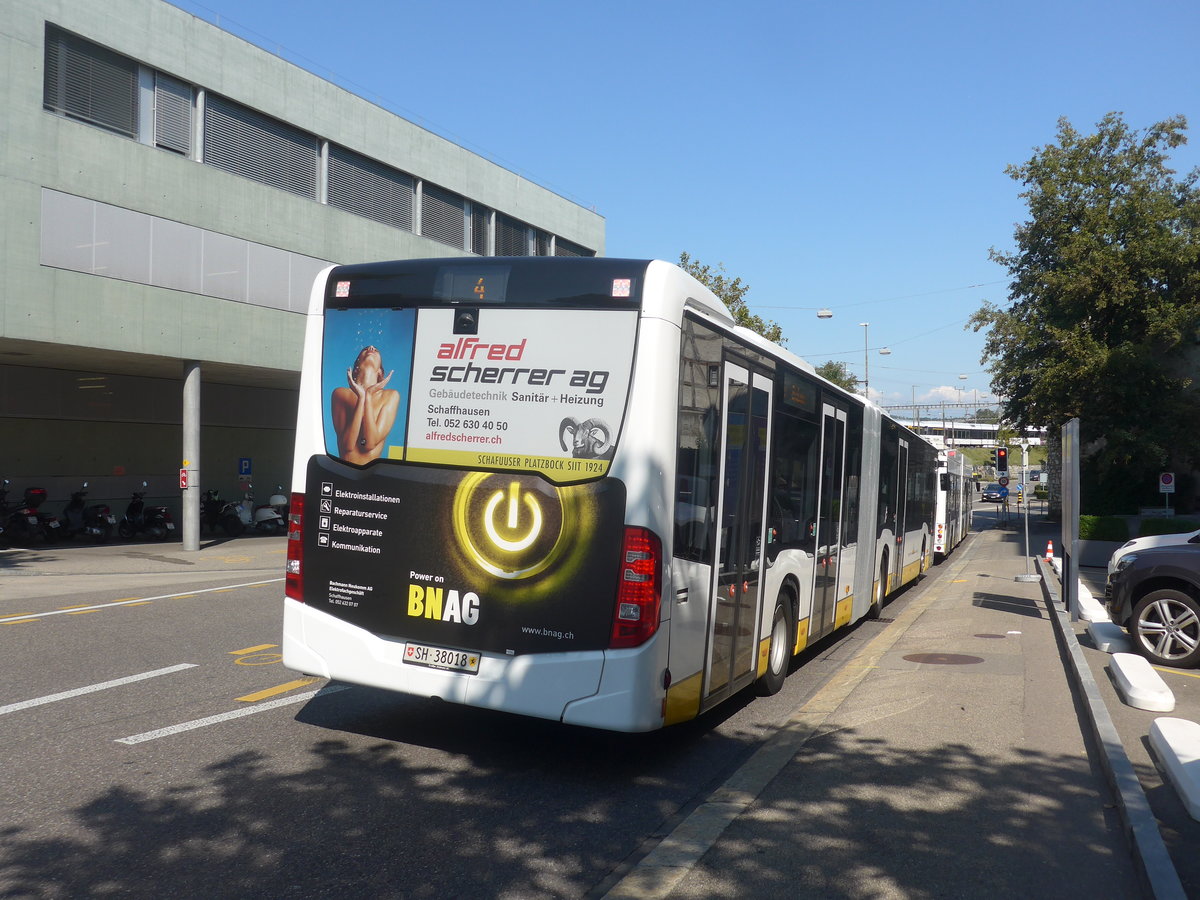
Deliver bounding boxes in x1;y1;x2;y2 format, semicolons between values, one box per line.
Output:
903;653;985;665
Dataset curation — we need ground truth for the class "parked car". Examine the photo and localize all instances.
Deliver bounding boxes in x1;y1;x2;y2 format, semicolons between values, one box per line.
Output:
1106;542;1200;667
981;483;1005;502
1107;526;1200;576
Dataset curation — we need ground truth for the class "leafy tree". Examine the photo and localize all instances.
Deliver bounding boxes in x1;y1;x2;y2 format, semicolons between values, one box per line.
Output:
971;113;1200;512
679;252;784;343
814;360;858;391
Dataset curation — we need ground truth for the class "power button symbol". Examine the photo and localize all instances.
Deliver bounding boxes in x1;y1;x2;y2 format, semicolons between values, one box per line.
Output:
452;472;566;580
483;482;543;552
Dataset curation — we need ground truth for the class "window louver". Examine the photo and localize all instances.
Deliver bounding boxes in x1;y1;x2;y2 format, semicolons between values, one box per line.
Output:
496;214;528;256
422;185;465;249
203;95;318;199
44;25;138;138
555;238;594;258
154;74;192;155
471;205;490;255
328;146;413;230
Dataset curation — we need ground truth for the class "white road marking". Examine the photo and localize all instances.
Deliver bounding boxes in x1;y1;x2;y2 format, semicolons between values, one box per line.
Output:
0;664;198;716
0;578;283;624
116;684;350;745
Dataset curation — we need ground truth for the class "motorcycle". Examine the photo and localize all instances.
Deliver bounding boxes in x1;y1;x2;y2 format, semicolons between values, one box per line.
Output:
118;482;176;541
201;488;244;538
6;486;62;543
61;482;115;543
233;484;285;535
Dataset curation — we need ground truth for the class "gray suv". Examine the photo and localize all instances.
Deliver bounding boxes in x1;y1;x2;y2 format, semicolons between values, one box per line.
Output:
1106;542;1200;667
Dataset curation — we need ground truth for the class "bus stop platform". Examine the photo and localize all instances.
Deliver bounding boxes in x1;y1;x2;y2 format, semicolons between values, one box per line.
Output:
604;519;1192;900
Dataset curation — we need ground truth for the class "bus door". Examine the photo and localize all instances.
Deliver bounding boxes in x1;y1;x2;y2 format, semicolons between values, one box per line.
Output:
810;404;847;641
703;363;773;703
895;439;910;578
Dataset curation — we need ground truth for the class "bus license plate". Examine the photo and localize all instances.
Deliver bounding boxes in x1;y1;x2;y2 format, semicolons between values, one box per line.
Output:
403;642;480;674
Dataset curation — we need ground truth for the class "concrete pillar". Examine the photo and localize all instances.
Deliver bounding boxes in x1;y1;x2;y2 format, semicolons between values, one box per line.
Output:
182;361;201;551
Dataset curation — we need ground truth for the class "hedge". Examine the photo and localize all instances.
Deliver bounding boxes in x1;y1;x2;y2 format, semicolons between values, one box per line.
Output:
1136;518;1200;537
1078;515;1130;542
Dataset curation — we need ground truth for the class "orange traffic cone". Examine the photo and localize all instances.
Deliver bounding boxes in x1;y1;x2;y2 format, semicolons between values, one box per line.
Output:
1045;540;1054;561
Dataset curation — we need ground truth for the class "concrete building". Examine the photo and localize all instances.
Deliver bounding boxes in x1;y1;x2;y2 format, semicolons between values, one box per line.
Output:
0;0;604;532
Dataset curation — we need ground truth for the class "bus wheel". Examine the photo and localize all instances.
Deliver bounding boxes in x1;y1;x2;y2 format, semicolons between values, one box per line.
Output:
755;595;794;696
868;557;887;619
919;542;928;576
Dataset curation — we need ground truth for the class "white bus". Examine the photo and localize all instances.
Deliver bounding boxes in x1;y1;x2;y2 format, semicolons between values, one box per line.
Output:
282;258;939;732
934;449;972;561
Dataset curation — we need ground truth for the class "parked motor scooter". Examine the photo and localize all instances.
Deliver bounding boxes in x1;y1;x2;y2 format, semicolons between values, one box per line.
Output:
13;486;62;543
269;485;289;523
233;484;285;535
118;482;176;541
61;482;115;543
201;488;244;538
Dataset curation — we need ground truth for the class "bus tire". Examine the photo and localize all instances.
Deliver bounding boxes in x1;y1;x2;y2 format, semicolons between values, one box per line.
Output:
755;594;794;697
868;555;888;619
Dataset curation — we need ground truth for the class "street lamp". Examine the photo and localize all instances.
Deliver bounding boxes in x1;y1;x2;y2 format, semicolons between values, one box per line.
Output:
859;322;869;397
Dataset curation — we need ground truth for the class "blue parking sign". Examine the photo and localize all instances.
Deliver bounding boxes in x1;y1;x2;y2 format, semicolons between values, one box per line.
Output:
239;457;252;476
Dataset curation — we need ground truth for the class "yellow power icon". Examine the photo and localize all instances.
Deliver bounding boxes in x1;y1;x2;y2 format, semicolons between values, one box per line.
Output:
483;482;542;551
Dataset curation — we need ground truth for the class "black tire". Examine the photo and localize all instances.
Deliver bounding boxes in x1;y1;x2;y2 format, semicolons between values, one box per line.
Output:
222;515;245;538
118;519;135;540
755;594;795;696
94;524;112;544
1132;588;1200;668
868;556;888;619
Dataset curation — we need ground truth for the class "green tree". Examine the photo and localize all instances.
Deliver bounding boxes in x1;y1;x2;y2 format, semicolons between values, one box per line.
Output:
814;360;858;391
971;113;1200;511
679;252;784;343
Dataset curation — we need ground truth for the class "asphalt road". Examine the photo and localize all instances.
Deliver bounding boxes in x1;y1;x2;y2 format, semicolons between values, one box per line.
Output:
0;541;944;899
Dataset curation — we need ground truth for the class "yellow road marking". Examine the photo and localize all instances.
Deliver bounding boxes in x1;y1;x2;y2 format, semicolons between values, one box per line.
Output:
58;604;93;610
230;644;278;655
237;677;317;703
2;619;38;626
122;601;151;607
1154;665;1200;680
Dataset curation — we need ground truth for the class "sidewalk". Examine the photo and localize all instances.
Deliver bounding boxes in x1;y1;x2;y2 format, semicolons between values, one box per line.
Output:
0;535;287;602
608;520;1183;900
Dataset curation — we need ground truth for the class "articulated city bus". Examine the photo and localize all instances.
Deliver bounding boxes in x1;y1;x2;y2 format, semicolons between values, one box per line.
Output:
934;449;972;560
282;257;939;732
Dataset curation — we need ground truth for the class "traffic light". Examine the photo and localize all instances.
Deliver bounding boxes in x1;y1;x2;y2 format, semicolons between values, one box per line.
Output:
995;446;1009;475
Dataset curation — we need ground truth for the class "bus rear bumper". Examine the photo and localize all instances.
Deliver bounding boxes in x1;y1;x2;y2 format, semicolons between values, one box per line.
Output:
282;599;660;729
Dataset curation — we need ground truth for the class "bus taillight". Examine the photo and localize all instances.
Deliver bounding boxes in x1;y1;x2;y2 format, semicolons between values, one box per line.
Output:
285;492;304;602
610;526;662;649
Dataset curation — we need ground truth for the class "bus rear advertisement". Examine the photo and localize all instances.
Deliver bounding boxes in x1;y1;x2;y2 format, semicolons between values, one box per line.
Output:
283;257;951;732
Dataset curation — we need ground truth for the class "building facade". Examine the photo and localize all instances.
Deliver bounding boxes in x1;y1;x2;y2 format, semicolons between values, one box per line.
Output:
0;0;604;525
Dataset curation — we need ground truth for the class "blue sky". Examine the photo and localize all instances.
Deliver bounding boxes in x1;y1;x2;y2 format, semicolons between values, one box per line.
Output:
169;0;1200;413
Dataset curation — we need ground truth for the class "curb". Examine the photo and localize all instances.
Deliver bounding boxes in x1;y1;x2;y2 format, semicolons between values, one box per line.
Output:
1037;557;1187;900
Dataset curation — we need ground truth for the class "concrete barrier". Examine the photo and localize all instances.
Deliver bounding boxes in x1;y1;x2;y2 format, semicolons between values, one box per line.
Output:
1110;652;1174;712
1087;620;1132;653
1150;718;1200;821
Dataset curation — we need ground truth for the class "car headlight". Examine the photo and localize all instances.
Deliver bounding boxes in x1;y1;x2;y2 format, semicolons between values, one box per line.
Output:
1114;553;1138;573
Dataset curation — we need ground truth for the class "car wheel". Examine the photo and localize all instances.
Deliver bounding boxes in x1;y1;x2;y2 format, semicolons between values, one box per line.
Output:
1132;588;1200;667
754;594;795;696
